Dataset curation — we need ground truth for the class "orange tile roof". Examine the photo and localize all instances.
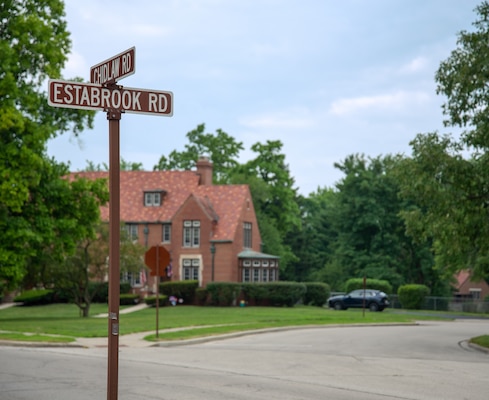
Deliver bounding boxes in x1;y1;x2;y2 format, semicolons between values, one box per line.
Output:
70;171;251;241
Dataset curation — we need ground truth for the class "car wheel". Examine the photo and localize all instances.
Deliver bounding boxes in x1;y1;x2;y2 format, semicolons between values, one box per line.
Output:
333;302;343;311
368;302;379;312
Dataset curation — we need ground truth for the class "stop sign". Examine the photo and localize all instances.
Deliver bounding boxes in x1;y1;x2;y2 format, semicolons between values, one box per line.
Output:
144;245;170;277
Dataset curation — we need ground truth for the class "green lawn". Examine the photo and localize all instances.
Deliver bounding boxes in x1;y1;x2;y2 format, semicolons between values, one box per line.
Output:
0;303;454;343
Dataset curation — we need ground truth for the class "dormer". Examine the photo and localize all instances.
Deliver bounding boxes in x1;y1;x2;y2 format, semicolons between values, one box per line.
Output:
143;190;167;207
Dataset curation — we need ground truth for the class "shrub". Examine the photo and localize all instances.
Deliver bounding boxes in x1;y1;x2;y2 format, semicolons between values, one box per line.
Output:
159;280;199;304
120;294;140;305
13;289;54;306
144;295;168;307
265;282;307;307
397;284;430;309
206;282;240;306
240;283;268;305
302;282;331;307
195;288;209;306
344;278;392;294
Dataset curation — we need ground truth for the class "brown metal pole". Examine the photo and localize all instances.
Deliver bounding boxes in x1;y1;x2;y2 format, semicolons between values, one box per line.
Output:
156;245;159;339
107;109;121;400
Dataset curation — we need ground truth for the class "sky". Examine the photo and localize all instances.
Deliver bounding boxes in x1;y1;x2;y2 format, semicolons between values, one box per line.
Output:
47;0;482;196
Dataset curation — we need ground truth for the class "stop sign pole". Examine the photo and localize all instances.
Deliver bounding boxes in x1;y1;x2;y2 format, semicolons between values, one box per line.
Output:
48;46;173;400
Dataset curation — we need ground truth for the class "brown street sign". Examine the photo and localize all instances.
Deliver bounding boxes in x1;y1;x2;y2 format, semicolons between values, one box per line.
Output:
90;46;135;85
48;79;173;116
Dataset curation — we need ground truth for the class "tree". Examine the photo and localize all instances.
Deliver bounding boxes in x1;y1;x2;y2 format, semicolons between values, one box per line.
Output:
154;124;244;182
0;1;96;289
287;188;338;283
83;158;143;171
231;140;301;278
320;154;438;292
21;164;109;289
54;222;145;317
396;1;489;281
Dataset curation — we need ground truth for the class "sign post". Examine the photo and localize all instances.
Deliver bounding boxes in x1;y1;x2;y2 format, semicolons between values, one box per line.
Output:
144;245;171;338
48;46;172;400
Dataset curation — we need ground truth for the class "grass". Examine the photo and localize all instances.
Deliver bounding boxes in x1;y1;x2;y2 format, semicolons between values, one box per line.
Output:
470;335;489;348
0;332;75;343
0;303;456;343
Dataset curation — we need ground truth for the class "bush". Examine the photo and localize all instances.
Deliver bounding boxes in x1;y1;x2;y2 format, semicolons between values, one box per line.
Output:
302;282;331;307
195;288;209;306
120;294;140;305
159;280;199;304
398;284;430;309
13;289;54;306
344;278;392;294
206;282;240;306
265;282;307;307
144;295;168;307
240;283;269;305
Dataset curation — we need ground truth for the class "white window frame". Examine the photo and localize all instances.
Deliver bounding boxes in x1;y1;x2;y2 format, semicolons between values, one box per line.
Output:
182;258;200;281
144;192;161;207
162;223;171;243
183;220;200;248
243;222;252;248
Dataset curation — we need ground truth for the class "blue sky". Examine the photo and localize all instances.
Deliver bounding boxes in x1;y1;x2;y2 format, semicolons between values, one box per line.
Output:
47;0;482;195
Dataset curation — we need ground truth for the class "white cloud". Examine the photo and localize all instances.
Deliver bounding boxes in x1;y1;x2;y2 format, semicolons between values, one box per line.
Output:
240;108;315;130
329;91;430;116
63;50;88;79
399;57;429;74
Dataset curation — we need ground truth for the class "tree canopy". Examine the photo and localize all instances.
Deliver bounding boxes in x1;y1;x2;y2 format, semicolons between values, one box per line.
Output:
0;1;99;289
395;1;489;281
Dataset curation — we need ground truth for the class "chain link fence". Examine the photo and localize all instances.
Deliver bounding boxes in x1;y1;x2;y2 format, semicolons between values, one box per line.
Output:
388;295;489;314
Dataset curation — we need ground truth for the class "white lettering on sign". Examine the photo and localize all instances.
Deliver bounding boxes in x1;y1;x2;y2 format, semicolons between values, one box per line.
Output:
51;82;143;111
48;79;172;116
90;47;135;85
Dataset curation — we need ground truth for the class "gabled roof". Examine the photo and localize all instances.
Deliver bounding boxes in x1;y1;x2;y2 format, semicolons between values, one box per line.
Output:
70;170;252;242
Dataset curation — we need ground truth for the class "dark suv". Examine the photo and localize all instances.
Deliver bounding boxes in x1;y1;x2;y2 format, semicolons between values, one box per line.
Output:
327;289;389;312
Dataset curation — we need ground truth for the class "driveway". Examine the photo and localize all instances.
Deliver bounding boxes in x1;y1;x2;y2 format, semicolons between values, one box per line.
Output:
1;319;488;400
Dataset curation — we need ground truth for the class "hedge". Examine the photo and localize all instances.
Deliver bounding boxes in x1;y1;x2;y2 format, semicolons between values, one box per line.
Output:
206;282;240;306
159;280;199;305
302;282;331;306
13;289;54;306
144;295;168;307
344;278;392;294
240;282;307;307
397;284;430;309
120;294;140;305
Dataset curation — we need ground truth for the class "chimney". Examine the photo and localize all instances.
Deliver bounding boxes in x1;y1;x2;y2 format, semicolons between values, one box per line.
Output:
196;156;213;186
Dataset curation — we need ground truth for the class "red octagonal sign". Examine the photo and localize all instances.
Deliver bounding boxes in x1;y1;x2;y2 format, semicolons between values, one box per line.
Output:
144;245;170;277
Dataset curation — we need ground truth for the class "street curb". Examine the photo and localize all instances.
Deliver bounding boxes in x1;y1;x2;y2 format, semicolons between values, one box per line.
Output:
150;323;419;347
0;340;84;348
468;342;489;354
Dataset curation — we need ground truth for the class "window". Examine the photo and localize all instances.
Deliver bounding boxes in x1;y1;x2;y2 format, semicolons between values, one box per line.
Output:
162;223;171;243
121;269;146;287
183;220;200;247
469;289;481;300
182;258;200;280
124;224;138;240
243;222;252;248
253;268;260;282
144;192;161;206
242;268;250;282
240;258;279;283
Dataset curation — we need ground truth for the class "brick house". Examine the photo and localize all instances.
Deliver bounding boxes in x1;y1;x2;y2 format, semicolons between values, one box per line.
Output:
71;157;279;294
454;270;489;301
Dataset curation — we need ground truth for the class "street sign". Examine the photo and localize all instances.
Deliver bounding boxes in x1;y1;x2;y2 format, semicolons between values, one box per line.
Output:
144;245;170;277
48;79;173;116
90;46;135;85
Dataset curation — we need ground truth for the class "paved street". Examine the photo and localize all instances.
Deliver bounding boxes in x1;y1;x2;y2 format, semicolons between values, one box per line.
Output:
0;320;488;400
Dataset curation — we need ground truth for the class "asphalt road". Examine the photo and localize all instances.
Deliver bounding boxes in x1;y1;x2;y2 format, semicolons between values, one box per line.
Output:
0;320;488;400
